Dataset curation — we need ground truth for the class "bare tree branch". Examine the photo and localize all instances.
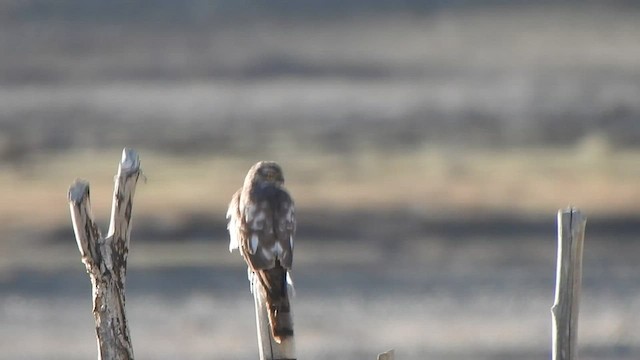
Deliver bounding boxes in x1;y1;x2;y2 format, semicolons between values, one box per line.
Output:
68;148;142;360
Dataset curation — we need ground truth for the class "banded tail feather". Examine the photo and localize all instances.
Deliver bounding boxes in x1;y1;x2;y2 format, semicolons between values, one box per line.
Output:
256;261;294;343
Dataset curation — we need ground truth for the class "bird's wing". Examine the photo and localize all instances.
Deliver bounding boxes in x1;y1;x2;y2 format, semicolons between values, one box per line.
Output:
274;190;295;269
240;195;276;269
239;186;295;270
226;189;242;252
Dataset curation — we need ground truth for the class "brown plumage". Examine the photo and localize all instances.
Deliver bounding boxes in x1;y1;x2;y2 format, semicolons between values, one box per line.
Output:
227;161;295;342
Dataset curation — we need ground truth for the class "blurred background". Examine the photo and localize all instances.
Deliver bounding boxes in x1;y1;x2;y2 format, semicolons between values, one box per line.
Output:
1;1;640;359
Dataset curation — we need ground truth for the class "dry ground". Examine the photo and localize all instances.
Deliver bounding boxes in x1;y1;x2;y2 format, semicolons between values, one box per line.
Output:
2;143;638;230
2;234;640;360
1;146;639;359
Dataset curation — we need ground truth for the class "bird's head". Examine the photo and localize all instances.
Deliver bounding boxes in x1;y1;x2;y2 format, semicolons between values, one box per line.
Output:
246;161;285;186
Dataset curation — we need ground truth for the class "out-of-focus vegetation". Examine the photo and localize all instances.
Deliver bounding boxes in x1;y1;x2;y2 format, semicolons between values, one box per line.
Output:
1;5;640;158
2;3;640;360
0;3;639;236
3;140;638;232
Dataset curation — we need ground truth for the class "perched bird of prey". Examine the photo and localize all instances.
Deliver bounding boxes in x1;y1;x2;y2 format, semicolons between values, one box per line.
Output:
227;161;295;343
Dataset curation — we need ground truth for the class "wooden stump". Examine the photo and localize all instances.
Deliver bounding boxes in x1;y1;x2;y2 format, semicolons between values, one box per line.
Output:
551;207;586;360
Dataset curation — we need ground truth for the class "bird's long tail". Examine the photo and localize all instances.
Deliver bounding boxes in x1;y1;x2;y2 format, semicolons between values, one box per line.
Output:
256;262;294;343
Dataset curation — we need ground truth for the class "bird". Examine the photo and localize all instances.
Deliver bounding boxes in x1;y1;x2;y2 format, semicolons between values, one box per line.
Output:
227;161;295;343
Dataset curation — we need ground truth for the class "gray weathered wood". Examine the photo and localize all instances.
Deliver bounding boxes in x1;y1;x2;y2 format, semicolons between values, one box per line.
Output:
68;148;142;360
377;349;395;360
252;275;296;360
551;207;586;360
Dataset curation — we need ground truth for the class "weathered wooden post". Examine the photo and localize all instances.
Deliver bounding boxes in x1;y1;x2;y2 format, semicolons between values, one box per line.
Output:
251;274;296;360
68;148;142;360
377;349;395;360
551;207;586;360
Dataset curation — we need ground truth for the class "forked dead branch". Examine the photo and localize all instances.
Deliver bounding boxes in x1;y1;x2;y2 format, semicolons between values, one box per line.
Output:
68;148;142;360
